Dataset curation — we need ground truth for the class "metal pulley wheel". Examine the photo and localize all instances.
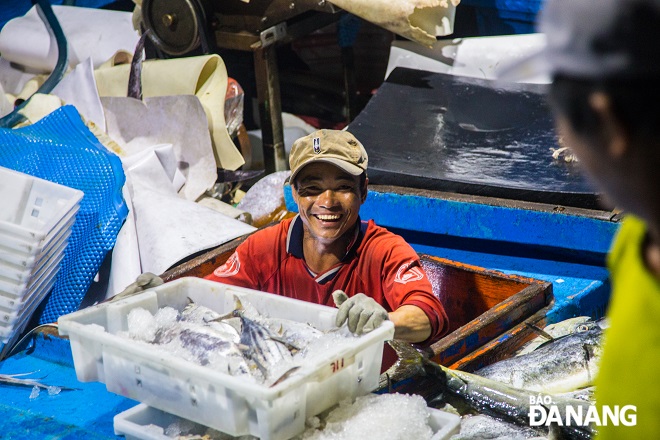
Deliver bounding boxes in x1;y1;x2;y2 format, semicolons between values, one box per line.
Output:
141;0;211;55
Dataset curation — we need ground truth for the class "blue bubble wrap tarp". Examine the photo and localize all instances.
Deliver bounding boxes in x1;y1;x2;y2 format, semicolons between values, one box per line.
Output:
0;105;127;324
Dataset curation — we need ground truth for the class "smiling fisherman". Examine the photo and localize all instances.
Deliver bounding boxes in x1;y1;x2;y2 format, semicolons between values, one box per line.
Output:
206;129;448;350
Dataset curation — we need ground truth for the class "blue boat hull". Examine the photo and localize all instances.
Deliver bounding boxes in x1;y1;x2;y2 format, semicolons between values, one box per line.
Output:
286;184;619;323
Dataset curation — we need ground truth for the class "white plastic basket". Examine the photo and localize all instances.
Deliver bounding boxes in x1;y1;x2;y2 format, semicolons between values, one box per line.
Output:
0;274;57;336
0;166;83;356
0;237;68;294
0;254;61;357
0;166;83;245
58;278;395;440
0;254;63;313
0;267;61;327
113;402;461;440
0;211;76;269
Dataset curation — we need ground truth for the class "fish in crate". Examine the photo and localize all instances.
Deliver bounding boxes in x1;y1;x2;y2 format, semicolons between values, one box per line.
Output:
120;296;346;387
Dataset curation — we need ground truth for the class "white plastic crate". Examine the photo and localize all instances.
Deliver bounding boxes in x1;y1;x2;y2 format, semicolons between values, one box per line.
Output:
0;256;64;308
0;166;81;299
0;166;83;246
0;238;68;295
0;257;62;313
0;275;56;338
0;265;60;358
0;211;76;268
58;278;395;440
0;246;63;340
0;166;83;357
113;402;461;440
0;244;67;330
0;206;78;259
0;267;60;328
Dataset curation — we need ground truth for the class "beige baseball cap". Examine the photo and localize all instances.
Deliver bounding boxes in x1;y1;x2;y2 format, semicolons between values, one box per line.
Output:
289;129;368;183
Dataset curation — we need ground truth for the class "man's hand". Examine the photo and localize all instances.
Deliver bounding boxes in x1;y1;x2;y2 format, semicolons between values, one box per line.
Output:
111;273;164;302
332;290;389;335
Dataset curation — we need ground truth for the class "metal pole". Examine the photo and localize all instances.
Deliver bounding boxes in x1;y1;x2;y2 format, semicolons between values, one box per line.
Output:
254;45;288;173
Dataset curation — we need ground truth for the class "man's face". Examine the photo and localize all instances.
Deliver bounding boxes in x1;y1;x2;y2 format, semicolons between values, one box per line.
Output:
292;162;366;245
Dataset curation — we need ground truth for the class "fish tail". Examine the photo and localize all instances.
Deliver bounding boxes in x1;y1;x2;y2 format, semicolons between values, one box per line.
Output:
377;340;428;392
233;296;244;312
268;335;300;352
209;296;244;322
269;366;301;387
387;340;426;371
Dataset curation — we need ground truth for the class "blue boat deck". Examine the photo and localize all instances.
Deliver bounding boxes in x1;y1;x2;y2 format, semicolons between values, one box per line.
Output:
0;329;136;439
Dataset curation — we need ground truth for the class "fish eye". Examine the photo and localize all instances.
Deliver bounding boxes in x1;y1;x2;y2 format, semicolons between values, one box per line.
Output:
577;324;590;332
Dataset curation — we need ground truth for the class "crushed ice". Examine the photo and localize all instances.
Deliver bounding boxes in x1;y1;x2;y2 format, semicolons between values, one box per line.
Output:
29;386;39;400
132;394;437;439
118;301;359;385
47;386;61;396
298;393;434;440
127;307;159;342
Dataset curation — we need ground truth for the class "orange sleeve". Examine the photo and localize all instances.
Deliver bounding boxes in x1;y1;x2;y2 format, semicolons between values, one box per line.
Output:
379;235;449;344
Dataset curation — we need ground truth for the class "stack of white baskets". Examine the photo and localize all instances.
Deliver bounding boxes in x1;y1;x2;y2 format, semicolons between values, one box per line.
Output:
0;166;83;358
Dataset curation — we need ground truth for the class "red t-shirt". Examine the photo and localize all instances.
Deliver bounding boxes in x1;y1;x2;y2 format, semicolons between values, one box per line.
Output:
205;216;448;345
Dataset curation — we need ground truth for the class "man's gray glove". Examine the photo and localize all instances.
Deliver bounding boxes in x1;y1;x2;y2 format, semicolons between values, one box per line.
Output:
111;272;164;302
332;290;389;335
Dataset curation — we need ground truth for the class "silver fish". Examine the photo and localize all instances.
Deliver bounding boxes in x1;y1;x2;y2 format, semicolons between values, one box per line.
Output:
179;302;241;342
211;297;298;381
378;339;434;391
384;341;595;440
0;373;78;391
516;317;600;356
127;298;326;385
450;414;546;440
177;329;236;366
123;304;250;376
154;320;250;376
234;313;294;381
474;327;602;394
423;357;594;439
180;301;223;323
554;386;596;403
264;318;323;352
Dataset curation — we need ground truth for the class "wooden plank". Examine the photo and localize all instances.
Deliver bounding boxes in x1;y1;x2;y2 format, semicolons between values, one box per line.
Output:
160;234;251;282
448;305;551;372
419;254;552;366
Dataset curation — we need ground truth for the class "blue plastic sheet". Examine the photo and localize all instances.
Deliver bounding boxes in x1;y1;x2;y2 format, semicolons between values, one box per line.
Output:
0;105;127;323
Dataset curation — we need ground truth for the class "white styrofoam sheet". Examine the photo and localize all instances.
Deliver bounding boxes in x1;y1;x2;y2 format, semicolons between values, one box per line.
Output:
0;5;139;72
385;34;549;84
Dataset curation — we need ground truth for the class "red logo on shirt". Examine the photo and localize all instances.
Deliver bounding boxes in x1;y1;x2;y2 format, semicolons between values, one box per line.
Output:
394;261;424;284
213;252;240;277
